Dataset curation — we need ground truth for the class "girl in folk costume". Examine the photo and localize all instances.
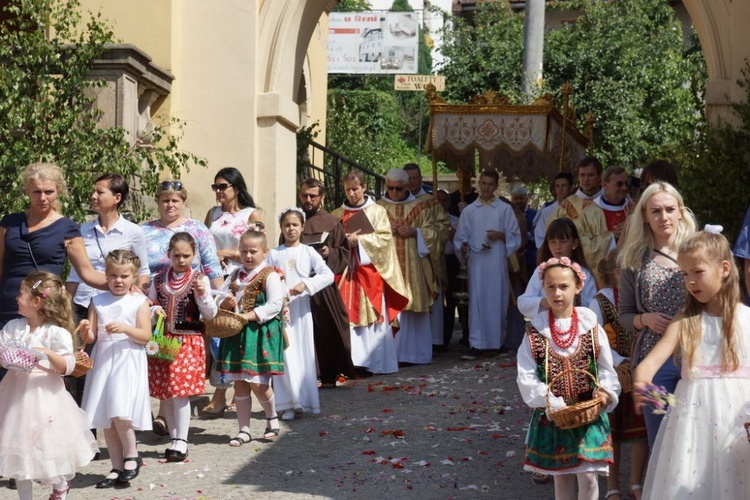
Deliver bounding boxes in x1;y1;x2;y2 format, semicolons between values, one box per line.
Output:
517;257;620;500
0;271;97;500
80;250;151;490
588;248;647;500
332;170;409;375
635;229;750;499
216;226;286;445
148;232;218;462
268;208;333;421
518;218;598;320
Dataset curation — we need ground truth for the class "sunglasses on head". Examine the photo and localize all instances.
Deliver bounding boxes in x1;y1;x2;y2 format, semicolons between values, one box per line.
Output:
211;183;231;192
160;180;183;191
386;186;404;192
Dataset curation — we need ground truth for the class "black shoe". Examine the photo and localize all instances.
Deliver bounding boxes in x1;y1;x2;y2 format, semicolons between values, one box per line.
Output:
96;469;122;489
458;336;470;346
117;456;142;484
461;347;483;361
166;438;189;463
7;478;16;490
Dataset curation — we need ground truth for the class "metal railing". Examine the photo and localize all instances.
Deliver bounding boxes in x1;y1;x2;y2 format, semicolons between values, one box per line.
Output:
299;140;385;210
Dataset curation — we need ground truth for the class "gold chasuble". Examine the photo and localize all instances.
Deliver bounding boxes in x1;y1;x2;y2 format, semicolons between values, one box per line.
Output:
333;199;410;327
547;193;611;270
377;194;442;313
415;192;452;298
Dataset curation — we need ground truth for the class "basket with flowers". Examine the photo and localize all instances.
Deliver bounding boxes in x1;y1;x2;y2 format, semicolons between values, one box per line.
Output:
146;314;182;362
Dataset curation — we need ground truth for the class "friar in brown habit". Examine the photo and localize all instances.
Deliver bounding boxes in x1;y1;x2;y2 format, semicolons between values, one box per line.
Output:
298;178;357;386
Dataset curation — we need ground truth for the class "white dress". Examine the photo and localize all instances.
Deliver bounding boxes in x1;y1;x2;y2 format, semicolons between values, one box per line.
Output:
268;244;334;414
644;306;750;499
81;292;152;430
0;320;97;483
208;206;256;277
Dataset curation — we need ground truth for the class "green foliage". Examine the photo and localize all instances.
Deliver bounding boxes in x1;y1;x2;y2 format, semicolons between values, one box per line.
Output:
326;89;420;175
0;0;205;222
438;1;526;103
436;0;706;168
333;0;371;12
678;61;750;243
390;0;413;12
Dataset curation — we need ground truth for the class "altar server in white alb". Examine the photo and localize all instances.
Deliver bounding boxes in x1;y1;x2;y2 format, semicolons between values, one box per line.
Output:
454;169;522;360
268;208;334;421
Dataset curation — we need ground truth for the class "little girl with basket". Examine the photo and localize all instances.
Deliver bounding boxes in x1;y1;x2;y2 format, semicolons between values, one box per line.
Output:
214;225;286;445
517;257;621;499
148;232;217;462
0;271;97;500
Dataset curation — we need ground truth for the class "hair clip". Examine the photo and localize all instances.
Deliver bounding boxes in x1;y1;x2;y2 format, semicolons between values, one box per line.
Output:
704;224;723;235
247;222;266;234
278;207;306;225
41;288;50;298
31;280;42;290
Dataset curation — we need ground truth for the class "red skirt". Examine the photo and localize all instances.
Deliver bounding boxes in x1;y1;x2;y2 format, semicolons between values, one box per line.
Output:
148;334;206;399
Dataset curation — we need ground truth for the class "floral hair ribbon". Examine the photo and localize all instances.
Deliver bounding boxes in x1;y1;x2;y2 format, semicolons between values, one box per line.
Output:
537;256;587;284
246;221;266;234
278;206;306;225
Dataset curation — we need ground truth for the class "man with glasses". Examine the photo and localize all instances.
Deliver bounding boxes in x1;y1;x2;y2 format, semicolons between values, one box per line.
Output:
594;165;633;243
547;157;611;270
454;169;522;360
297;178;357;386
377;168;442;365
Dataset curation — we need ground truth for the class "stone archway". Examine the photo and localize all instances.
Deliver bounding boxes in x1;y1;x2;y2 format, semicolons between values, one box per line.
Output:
254;0;336;235
683;0;750;123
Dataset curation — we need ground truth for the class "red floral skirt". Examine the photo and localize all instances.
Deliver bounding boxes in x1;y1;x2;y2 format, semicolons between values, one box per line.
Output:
148;333;206;399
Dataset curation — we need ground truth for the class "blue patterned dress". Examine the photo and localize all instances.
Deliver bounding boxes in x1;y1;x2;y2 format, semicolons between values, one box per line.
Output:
140;219;222;280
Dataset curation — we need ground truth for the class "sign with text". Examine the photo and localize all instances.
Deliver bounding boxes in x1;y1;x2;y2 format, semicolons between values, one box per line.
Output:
394;74;445;91
328;12;418;74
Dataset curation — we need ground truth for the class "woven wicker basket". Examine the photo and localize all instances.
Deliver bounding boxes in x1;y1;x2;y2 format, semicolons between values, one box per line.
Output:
71;325;94;377
615;360;633;393
204;309;248;339
546;368;604;430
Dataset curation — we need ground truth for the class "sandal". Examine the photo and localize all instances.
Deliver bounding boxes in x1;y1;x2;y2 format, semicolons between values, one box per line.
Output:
604;490;622;499
631;484;643;500
152;415;169;436
201;402;227;419
530;472;551;485
264;417;280;440
229;431;252;447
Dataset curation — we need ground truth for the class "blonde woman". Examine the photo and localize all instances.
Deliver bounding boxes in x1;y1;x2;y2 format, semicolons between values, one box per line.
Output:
0;163;106;328
617;182;696;497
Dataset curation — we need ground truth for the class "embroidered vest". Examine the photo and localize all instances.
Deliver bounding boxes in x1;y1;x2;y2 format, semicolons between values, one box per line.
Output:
595;293;635;358
155;270;204;334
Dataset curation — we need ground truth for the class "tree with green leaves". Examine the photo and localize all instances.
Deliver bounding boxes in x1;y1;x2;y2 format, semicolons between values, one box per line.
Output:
0;0;204;222
437;0;705;169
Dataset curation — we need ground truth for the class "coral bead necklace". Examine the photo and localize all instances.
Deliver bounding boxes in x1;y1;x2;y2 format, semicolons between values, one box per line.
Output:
168;268;192;289
549;308;579;349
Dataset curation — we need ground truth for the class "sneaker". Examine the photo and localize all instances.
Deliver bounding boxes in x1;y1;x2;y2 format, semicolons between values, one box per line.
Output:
461;348;483;361
281;410;296;421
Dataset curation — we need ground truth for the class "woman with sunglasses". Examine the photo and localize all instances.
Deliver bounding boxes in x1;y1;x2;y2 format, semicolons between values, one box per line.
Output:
141;180;224;435
202;167;261;417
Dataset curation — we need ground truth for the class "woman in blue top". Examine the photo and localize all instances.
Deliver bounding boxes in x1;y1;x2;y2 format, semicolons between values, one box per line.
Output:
0;163;106;327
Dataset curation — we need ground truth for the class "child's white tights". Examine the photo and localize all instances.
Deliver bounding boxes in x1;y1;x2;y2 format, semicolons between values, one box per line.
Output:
553;472;598;500
16;479;69;500
103;417;139;471
162;397;191;453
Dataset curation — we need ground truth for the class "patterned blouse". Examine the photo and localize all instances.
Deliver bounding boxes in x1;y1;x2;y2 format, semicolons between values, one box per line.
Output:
637;258;686;358
141;219;222;280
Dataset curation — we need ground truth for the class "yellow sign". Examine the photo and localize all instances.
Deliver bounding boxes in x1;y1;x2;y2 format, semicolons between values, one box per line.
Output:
394;74;446;92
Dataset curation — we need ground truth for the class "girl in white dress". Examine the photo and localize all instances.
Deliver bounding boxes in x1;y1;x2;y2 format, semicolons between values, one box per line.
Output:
268;208;334;420
0;271;97;500
634;229;750;499
80;250;151;490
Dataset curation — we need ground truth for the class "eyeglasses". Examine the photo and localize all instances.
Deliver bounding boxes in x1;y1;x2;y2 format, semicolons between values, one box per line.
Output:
160;180;183;191
386;186;404;192
608;180;628;188
300;193;320;200
211;183;231;192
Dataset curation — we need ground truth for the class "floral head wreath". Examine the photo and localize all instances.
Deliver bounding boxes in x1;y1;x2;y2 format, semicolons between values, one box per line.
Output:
246;221;265;234
278;206;306;225
537;256;586;284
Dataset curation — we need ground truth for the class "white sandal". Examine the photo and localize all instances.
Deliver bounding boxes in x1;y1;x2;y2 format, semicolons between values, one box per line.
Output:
604;490;621;499
631;484;643;499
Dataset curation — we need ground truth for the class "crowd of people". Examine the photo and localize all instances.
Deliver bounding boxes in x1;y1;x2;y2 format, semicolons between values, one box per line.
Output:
0;157;749;500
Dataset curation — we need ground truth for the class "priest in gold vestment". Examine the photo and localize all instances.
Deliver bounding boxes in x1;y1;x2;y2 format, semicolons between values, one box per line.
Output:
378;168;443;364
333;171;410;374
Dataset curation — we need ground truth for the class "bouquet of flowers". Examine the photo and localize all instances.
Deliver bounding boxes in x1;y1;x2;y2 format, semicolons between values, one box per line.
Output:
634;383;676;415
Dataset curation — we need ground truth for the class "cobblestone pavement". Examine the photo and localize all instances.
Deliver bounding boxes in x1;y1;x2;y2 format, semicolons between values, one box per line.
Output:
9;345;566;499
